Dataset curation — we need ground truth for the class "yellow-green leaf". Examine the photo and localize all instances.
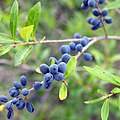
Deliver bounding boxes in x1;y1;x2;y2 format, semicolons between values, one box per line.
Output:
20;25;34;42
111;87;120;94
0;46;12;56
59;82;67;100
101;99;109;120
36;67;41;74
0;105;5;112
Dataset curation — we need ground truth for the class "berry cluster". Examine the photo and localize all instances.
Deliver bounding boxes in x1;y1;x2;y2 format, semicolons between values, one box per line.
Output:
0;75;41;119
81;0;112;30
60;33;92;61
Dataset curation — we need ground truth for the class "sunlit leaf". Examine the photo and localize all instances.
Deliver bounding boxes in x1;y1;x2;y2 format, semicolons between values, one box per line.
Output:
111;87;120;94
97;89;107;95
0;46;12;56
101;99;109;120
59;82;67;100
0;105;5;112
35;67;41;74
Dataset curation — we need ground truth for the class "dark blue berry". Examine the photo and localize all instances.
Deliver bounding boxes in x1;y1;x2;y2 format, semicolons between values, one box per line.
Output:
91;25;98;30
14;81;22;89
76;44;83;51
33;81;42;90
49;57;58;64
7;109;14;119
0;95;8;103
98;0;105;4
9;87;20;97
104;17;112;24
88;0;96;7
62;53;71;63
44;73;53;83
6;101;14;110
26;102;35;113
39;64;49;74
60;45;70;54
44;81;52;89
101;9;108;17
69;42;76;51
83;53;92;61
92;9;99;16
22;88;29;96
81;3;89;10
87;17;92;24
57;59;62;64
16;98;25;110
20;75;27;86
74;33;82;38
49;64;58;74
80;37;89;47
91;18;99;26
54;72;64;81
58;62;67;73
12;98;18;104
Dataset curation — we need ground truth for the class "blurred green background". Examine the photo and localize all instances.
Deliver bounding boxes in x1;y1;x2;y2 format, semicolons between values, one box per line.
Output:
0;0;120;120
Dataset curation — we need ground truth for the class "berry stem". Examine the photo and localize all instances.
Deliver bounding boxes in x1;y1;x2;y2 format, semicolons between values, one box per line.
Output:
96;0;108;38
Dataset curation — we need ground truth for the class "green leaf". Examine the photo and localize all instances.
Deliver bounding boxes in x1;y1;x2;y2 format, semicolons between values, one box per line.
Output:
97;89;107;95
84;65;120;86
101;99;109;120
0;14;2;21
105;0;120;10
111;87;120;94
0;33;21;44
65;56;77;78
14;45;33;66
20;25;34;42
26;2;41;39
59;82;67;100
118;95;120;110
84;95;108;104
10;0;18;39
0;46;12;56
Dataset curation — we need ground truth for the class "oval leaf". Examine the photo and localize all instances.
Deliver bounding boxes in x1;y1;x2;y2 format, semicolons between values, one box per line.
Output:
105;0;120;10
59;82;67;100
0;105;5;112
84;65;120;86
111;87;120;94
84;95;108;104
20;25;34;42
27;2;41;39
0;46;12;56
14;45;33;66
10;0;18;39
101;99;109;120
65;56;77;78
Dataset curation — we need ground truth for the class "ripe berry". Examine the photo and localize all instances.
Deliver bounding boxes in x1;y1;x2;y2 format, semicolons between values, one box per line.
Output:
80;37;89;47
57;59;62;64
44;73;53;83
14;81;22;89
69;42;76;51
6;101;14;110
49;64;58;74
101;9;108;17
49;57;58;64
76;44;83;51
22;88;29;96
91;18;99;26
20;75;27;86
9;87;20;97
91;25;98;30
81;3;89;10
92;9;99;16
98;0;105;4
54;72;64;81
104;17;112;24
62;53;71;63
83;53;92;61
12;98;18;104
87;17;92;24
26;102;35;113
16;98;25;110
74;33;81;38
0;95;8;103
7;109;14;119
58;62;67;73
44;81;52;89
88;0;96;7
39;64;49;74
33;81;42;90
60;45;70;54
